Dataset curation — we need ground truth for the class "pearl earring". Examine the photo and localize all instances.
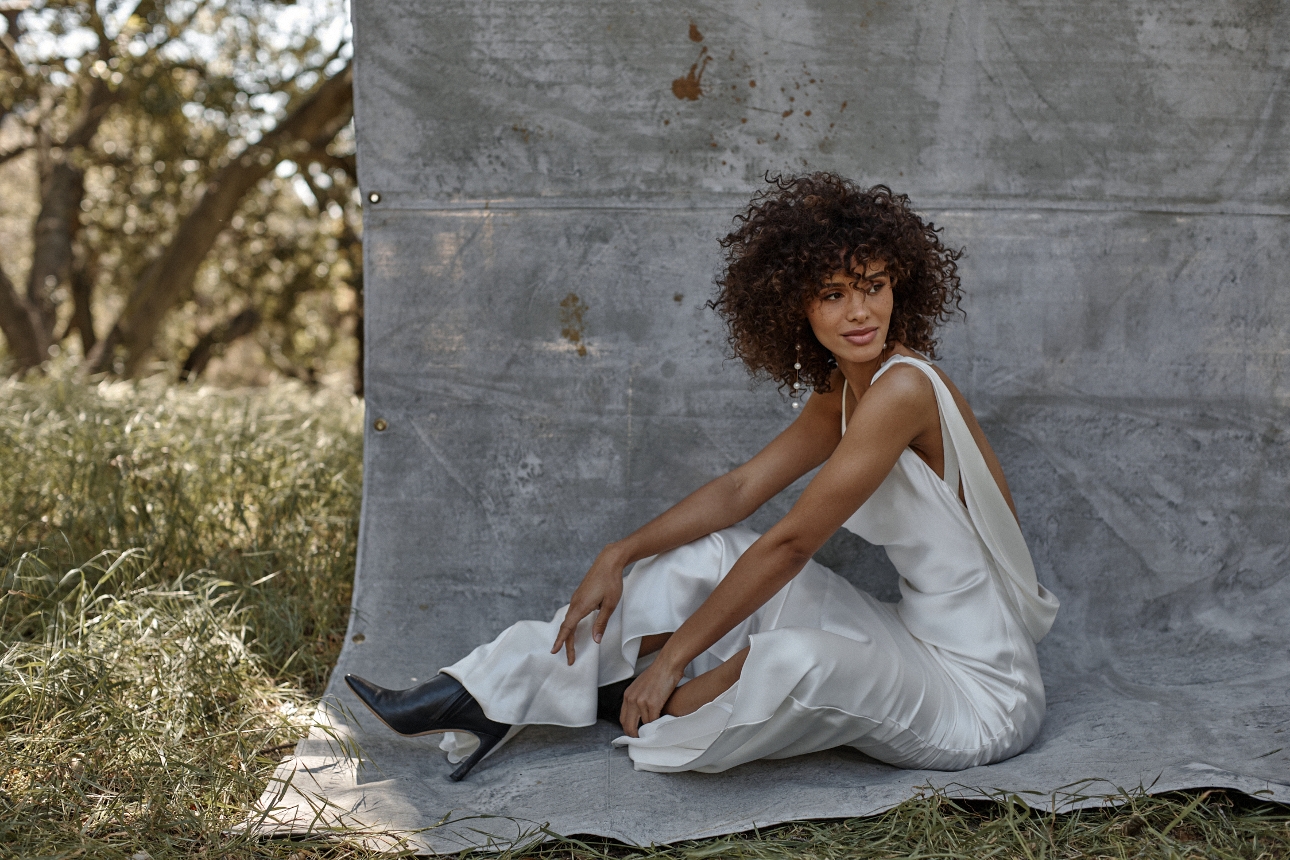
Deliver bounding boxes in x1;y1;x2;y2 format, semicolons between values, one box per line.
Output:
791;344;804;410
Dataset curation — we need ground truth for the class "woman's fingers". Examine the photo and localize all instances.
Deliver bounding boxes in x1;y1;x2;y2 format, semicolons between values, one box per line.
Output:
552;601;588;664
620;702;659;736
559;613;581;665
619;693;644;738
552;568;623;662
591;596;618;644
619;673;670;738
549;627;572;663
552;561;624;658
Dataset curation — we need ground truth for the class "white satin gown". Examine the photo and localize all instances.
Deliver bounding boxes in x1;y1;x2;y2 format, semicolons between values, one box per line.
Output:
441;355;1060;773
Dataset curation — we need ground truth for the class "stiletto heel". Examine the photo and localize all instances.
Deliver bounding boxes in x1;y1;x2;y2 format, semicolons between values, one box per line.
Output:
345;673;513;780
449;729;505;781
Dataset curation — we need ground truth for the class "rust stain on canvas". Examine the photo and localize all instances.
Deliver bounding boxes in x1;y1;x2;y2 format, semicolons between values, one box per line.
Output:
560;292;589;357
672;46;710;100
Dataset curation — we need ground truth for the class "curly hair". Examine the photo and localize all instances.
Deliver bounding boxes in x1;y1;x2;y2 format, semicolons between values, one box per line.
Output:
709;173;964;394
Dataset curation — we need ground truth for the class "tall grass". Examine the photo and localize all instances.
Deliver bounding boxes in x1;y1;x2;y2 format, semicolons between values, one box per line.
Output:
1;375;1287;858
2;375;362;692
1;375;370;858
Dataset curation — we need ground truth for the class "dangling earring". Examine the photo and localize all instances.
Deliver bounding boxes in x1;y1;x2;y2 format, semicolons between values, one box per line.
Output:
791;344;804;410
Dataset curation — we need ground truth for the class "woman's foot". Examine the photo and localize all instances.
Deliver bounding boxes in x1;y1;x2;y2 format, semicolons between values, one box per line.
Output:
344;673;511;781
596;633;673;728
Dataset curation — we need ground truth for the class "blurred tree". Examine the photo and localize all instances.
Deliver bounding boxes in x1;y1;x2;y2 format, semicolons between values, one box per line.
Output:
0;0;362;390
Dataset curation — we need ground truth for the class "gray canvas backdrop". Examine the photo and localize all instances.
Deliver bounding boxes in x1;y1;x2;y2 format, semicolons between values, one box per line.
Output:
251;1;1290;852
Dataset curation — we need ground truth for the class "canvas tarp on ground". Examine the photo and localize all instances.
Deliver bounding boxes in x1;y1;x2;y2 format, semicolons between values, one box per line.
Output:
250;0;1290;852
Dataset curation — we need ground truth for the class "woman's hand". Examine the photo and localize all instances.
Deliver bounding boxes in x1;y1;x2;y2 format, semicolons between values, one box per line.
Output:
619;657;685;738
551;544;627;665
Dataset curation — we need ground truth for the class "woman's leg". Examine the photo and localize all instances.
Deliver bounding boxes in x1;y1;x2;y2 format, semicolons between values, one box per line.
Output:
664;646;749;717
445;528;766;727
637;632;671;657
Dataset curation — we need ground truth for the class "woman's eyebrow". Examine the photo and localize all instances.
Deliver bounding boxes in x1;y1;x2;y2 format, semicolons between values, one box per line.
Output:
841;274;884;286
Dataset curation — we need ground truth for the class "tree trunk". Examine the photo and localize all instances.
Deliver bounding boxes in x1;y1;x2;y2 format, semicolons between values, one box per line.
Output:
68;260;97;355
0;264;47;369
88;63;354;377
26;161;84;337
7;75;115;372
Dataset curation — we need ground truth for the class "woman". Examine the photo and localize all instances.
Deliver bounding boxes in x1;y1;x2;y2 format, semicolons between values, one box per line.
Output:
346;174;1060;782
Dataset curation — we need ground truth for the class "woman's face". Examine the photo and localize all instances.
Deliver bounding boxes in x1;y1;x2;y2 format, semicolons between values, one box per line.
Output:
804;259;895;365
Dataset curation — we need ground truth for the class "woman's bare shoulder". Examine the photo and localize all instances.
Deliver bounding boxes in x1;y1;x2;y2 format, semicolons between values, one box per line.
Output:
867;355;937;408
878;349;961;409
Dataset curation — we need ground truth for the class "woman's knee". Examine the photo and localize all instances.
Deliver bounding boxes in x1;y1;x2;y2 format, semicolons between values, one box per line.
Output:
624;534;734;609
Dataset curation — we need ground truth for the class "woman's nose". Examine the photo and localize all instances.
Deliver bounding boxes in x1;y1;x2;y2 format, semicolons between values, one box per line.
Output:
846;294;869;321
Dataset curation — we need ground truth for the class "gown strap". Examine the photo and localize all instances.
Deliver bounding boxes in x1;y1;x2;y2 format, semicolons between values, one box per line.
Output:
941;408;961;500
871;354;1059;643
841;378;849;434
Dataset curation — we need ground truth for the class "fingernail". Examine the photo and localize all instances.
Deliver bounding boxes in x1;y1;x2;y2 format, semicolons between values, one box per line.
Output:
593;633;602;643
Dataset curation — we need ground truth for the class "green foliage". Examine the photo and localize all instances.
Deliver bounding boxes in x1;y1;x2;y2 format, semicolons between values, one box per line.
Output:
1;0;360;383
2;378;1287;858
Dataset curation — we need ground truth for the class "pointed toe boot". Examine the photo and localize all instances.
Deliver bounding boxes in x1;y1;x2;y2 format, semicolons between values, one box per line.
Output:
345;673;512;781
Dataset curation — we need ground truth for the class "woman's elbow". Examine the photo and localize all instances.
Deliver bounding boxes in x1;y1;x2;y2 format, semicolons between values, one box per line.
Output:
764;531;819;571
723;470;764;521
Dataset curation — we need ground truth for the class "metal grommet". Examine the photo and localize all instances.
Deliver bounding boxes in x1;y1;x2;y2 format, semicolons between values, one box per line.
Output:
373;418;388;431
367;191;381;204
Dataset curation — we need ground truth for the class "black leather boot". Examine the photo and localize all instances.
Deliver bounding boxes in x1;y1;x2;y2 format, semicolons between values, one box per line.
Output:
597;678;634;728
345;673;511;781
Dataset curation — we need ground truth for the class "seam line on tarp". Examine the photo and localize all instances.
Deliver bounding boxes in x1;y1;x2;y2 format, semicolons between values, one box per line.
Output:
358;195;1290;218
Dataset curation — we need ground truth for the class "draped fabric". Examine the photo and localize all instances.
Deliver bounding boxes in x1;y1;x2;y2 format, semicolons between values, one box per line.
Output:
442;354;1056;772
860;356;1060;643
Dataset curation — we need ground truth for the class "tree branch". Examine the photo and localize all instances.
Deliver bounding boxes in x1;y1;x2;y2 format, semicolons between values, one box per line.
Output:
62;77;118;150
0;142;30;165
88;62;354;376
300;146;357;183
23;70;115;349
297;167;325;215
180;307;261;380
0;3;33;85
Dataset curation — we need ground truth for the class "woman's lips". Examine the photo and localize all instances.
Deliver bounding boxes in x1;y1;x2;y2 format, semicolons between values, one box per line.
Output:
841;328;879;346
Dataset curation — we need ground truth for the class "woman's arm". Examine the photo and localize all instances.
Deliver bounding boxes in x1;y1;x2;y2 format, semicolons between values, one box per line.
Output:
618;365;940;735
551;383;844;664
